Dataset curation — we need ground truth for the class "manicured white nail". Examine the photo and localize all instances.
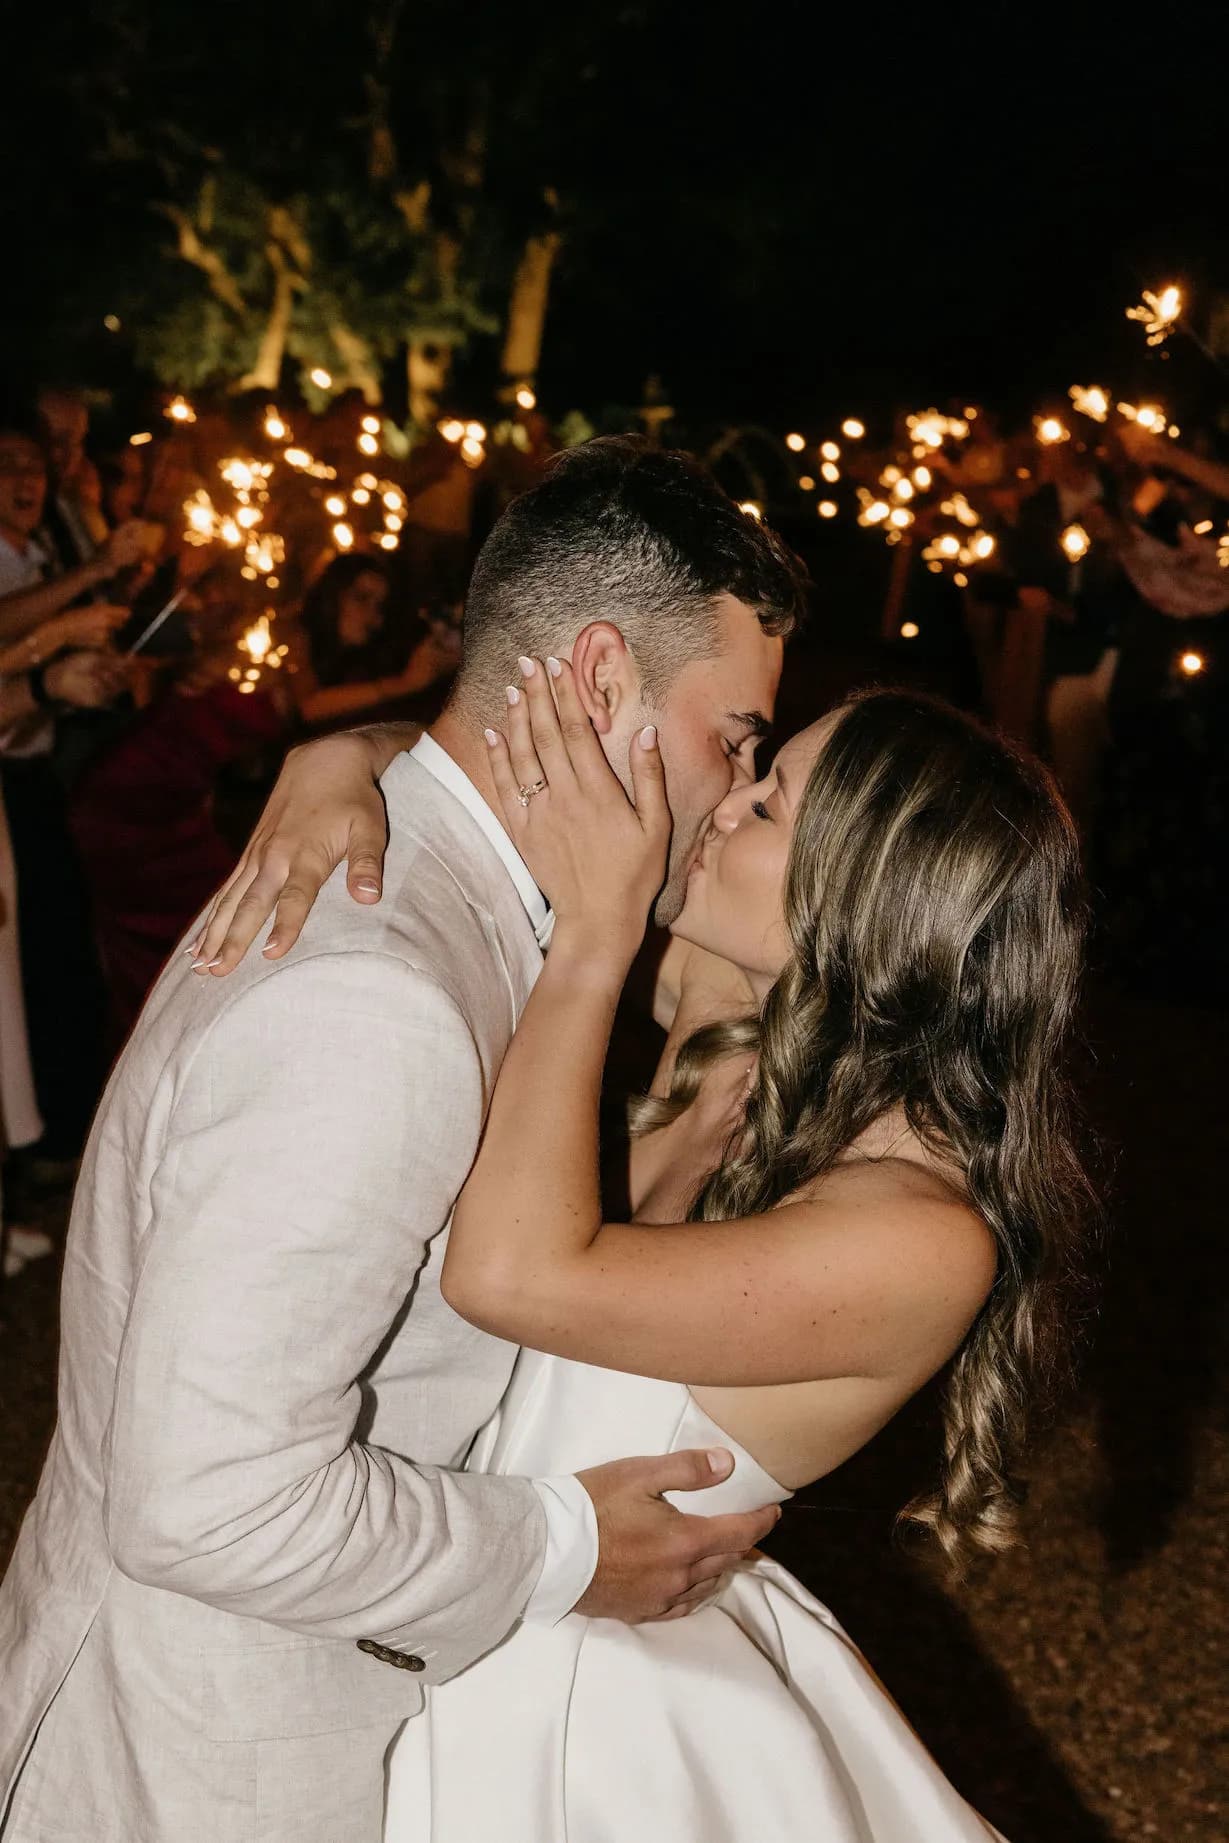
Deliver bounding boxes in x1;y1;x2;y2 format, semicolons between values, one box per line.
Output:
190;958;208;970
355;879;380;893
546;656;562;678
518;656;536;677
639;725;657;749
262;938;280;954
506;685;520;705
707;1449;731;1475
483;728;500;747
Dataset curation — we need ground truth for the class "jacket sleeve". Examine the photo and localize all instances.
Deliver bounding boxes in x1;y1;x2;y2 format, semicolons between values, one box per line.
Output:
103;950;547;1680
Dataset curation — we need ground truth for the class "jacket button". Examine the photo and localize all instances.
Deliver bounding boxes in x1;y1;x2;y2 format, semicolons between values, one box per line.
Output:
394;1652;426;1673
356;1638;380;1657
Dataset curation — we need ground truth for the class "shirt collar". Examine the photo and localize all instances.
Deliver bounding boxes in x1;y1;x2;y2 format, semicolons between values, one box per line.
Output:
409;730;553;947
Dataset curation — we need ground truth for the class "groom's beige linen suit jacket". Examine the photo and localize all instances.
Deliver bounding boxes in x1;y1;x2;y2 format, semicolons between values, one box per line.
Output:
0;752;556;1842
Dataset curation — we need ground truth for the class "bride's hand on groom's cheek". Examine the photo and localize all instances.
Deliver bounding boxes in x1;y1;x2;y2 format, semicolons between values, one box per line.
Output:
573;1448;781;1624
484;655;671;962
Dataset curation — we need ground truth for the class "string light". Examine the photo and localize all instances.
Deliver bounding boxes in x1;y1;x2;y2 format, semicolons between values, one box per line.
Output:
361;415;381;435
1126;284;1182;347
264;409;288;441
821;461;841;484
1035;416;1070;445
331;521;354;550
841;419;865;439
818;500;838;518
283;447;313;469
516;386;537;411
357;432;380;456
310;368;333;389
786;432;806;453
352;487;371;506
888;506;914;530
820;441;841;462
129;431;153;446
438;419;465;443
798;474;816;490
912;465;932;490
900;622;920;639
324;494;346;517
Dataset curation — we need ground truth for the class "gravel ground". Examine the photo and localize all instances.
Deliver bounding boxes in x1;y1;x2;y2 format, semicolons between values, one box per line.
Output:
1;987;1225;1841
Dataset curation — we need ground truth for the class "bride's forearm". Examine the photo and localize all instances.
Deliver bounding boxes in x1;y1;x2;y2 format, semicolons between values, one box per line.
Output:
443;928;631;1316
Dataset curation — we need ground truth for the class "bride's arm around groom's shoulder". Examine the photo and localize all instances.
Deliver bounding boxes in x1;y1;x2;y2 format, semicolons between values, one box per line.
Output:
103;945;546;1683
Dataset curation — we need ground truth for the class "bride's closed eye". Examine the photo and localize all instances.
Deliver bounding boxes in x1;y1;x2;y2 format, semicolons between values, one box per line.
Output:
751;799;772;821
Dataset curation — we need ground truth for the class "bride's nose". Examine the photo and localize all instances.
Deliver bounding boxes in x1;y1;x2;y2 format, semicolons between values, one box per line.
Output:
712;782;758;833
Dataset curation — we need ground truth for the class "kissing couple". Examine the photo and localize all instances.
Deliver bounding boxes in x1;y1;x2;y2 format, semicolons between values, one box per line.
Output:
1;438;1092;1840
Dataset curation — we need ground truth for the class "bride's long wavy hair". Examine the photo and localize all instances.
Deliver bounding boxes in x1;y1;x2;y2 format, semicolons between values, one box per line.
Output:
633;688;1098;1569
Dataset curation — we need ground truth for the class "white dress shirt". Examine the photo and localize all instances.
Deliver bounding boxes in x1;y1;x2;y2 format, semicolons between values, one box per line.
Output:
409;731;596;1623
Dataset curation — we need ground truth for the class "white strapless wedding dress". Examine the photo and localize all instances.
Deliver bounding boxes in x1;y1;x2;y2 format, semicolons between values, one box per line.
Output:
385;1348;1005;1841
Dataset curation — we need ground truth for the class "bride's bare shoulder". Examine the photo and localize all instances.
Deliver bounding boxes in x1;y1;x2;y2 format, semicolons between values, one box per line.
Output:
790;1152;998;1315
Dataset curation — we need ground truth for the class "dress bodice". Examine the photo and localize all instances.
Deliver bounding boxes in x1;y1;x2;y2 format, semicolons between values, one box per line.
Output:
467;1347;793;1514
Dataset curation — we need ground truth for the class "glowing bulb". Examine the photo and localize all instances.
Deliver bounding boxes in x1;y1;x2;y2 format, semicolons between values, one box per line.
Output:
219;518;242;547
900;622;920;639
971;531;996;560
283;447;312;469
861;500;890;526
361;414;381;435
352;487;371;506
1036;417;1069;446
893;478;915;501
1179;651;1204;676
236;505;261;529
357;473;378;490
821;461;841;484
332;521;354;550
438;419;464;443
1061;523;1090;562
264;409;287;441
888;506;915;529
382;490;403;510
357;432;380;456
460;437;485;466
820;441;841;461
912;465;932;489
240;616;273;664
324;494;346;516
129;431;153;446
798;475;816;491
377;532;399;551
465;421;487;443
841;419;865;440
166;396;196;424
310;368;333;389
1194;519;1214;536
786;432;806;452
384;513;403;532
818;500;838;519
516;386;537;410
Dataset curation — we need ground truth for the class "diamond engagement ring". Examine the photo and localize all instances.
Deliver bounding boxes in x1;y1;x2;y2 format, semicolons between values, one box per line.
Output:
517;779;547;807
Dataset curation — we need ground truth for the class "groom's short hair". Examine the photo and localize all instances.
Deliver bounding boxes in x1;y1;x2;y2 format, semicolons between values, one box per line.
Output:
454;437;806;711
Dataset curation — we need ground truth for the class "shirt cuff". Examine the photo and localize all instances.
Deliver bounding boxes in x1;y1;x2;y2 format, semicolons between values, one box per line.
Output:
524;1474;599;1625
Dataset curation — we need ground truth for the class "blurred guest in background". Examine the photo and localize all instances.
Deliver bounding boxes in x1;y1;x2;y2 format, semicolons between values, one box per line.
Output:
292;553;458;733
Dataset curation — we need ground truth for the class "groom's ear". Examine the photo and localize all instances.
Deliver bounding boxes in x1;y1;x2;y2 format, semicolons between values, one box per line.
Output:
570;622;635;737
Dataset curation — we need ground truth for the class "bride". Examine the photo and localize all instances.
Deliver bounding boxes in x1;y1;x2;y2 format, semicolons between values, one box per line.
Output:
200;670;1093;1840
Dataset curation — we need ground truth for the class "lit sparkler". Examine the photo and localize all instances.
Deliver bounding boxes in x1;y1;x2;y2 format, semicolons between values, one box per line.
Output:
1126;284;1182;347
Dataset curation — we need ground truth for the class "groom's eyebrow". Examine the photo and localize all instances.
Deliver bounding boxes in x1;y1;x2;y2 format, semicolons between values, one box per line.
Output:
728;709;772;739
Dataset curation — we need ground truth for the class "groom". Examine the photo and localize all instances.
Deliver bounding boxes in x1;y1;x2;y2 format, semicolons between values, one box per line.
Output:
0;438;804;1841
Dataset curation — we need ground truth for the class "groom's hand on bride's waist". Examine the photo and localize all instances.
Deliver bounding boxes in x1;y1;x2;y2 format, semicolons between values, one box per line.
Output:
572;1449;780;1624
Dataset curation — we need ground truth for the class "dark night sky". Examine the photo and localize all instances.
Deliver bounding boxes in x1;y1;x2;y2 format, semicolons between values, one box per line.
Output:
5;0;1228;431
